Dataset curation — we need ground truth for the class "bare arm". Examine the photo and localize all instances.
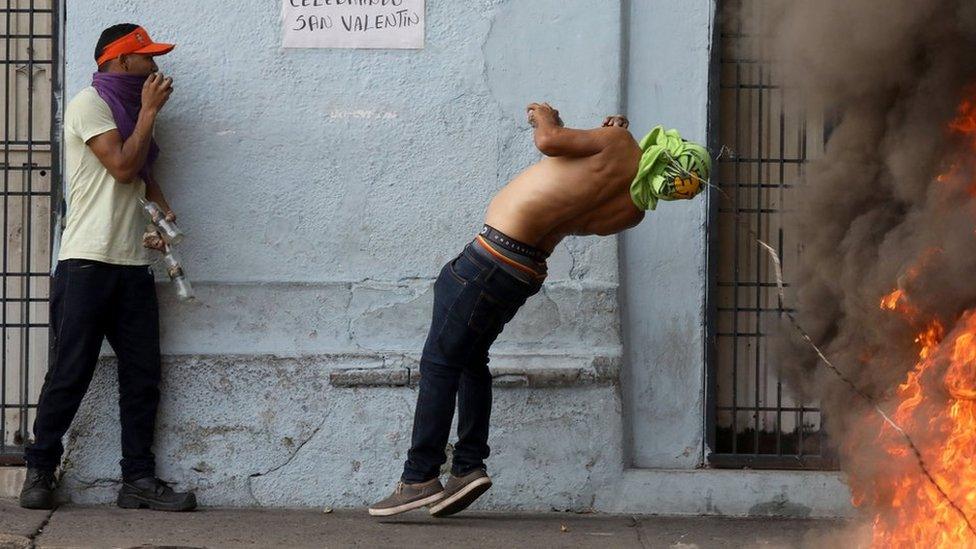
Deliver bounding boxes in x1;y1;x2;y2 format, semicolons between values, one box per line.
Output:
87;119;156;183
528;103;616;158
86;73;173;183
145;172;175;219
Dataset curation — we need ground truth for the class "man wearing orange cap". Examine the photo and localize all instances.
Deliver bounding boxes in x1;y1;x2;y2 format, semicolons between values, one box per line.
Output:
19;24;195;512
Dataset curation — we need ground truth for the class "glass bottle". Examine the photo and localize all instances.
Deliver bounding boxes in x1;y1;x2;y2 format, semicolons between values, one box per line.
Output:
140;198;185;245
162;245;195;302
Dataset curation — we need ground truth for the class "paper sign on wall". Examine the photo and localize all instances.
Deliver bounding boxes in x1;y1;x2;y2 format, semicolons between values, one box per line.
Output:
282;0;425;50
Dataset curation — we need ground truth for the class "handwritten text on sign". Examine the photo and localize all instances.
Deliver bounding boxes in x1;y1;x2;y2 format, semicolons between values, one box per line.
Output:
282;0;425;50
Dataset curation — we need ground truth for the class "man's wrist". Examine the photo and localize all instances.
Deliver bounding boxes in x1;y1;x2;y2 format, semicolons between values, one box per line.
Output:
536;124;559;138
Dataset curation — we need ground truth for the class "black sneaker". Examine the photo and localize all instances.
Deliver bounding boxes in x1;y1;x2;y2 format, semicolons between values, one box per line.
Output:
368;478;445;517
117;477;197;512
19;468;57;510
428;469;492;517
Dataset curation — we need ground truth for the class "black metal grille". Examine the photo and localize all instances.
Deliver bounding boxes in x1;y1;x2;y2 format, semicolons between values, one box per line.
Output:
0;0;61;464
706;0;837;470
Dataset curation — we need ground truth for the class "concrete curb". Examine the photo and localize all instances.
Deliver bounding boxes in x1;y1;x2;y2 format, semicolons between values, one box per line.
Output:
598;468;857;518
0;467;25;499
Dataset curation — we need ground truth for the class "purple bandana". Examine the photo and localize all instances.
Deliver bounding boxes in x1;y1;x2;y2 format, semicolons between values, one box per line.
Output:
91;72;160;182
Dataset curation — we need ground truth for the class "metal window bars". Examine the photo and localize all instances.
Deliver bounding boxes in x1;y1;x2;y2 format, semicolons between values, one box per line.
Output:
705;0;838;470
0;0;61;464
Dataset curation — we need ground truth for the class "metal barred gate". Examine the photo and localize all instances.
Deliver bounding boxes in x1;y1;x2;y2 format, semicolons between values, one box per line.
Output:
706;0;837;469
0;0;62;464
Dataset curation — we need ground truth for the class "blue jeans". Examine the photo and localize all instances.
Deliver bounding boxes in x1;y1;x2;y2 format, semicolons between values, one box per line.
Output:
402;243;543;482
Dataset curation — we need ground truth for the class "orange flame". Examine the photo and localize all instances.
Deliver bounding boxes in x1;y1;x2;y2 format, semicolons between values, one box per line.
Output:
856;306;975;547
881;289;905;311
950;97;976;136
947;89;976;197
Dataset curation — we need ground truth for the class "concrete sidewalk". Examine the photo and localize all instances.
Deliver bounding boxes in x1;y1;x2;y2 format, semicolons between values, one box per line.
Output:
1;499;852;549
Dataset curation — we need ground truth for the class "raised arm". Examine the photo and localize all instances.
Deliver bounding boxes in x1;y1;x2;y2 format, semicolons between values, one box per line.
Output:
87;73;173;183
528;102;621;158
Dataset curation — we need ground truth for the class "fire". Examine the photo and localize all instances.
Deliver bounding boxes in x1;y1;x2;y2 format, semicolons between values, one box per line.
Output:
860;306;975;547
914;321;944;361
948;89;976;197
946;334;976;402
950;96;976;137
881;289;904;311
847;94;976;547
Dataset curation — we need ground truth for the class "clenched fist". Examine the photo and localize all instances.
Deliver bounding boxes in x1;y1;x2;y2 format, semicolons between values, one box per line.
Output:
602;115;629;129
527;102;564;128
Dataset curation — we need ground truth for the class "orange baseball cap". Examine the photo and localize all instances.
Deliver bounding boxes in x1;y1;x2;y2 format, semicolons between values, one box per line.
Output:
96;26;174;67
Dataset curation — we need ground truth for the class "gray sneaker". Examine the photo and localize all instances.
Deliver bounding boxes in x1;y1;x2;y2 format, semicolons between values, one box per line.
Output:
368;478;445;517
428;469;492;517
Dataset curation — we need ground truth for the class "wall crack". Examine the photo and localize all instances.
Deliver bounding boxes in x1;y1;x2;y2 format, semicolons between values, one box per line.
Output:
66;476;122;490
246;414;329;506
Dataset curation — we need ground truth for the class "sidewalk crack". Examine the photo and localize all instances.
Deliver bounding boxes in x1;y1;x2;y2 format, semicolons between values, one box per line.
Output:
27;508;56;549
631;515;651;549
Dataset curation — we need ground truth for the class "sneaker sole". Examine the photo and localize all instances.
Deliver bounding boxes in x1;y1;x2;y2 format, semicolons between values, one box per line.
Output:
117;493;197;512
428;477;492;517
368;491;445;517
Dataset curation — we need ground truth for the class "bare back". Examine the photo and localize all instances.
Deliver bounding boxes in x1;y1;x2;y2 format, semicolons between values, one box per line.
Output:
485;127;645;252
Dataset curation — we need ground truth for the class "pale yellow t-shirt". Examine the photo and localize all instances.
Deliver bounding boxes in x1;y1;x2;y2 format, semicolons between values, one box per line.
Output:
58;87;151;265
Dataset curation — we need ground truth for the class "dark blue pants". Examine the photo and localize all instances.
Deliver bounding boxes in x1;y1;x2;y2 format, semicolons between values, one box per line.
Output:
26;259;161;481
402;243;543;482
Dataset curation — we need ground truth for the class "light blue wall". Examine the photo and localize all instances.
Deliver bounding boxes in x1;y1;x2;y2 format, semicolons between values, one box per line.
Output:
65;0;624;359
57;0;744;511
65;0;621;284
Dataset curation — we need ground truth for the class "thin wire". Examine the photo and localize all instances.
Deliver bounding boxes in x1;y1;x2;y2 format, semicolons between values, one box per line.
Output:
672;147;976;537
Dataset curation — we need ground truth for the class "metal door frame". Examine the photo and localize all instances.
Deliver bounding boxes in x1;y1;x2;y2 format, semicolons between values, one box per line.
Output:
0;0;63;464
704;0;838;470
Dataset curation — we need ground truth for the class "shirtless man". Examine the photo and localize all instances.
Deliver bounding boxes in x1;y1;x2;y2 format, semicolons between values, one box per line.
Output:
369;102;710;518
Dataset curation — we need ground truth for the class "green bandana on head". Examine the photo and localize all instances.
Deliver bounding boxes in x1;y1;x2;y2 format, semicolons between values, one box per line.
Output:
630;126;712;211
